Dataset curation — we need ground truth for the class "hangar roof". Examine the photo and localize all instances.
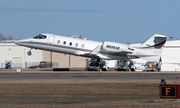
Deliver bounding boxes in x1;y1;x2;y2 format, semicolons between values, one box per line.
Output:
0;40;17;46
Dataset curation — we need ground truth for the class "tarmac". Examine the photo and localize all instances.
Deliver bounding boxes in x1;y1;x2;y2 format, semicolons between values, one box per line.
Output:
1;68;180;73
0;76;178;81
0;68;180;81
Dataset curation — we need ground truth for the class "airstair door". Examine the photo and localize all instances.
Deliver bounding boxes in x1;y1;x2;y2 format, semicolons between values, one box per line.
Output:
48;36;55;44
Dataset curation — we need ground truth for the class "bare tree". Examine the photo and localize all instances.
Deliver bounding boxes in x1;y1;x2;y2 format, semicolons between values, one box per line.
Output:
0;33;6;40
6;35;13;40
0;33;14;41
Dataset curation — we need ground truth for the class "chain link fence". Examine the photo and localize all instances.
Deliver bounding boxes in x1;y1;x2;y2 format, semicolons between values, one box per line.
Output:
0;63;3;69
0;62;58;69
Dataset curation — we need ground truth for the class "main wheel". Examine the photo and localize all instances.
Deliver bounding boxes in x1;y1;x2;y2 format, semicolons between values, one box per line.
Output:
95;62;99;66
90;63;94;66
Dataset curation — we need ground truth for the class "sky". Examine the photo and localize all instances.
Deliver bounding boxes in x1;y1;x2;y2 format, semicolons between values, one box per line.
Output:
0;0;180;43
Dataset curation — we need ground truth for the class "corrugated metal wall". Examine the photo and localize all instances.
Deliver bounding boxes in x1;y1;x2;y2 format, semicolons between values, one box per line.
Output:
161;40;180;71
43;51;88;68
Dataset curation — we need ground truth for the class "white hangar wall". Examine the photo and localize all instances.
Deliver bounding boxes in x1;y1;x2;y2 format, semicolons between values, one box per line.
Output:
161;40;180;71
0;42;43;68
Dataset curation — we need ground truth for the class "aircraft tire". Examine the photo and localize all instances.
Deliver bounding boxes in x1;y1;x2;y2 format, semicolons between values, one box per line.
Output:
27;51;32;56
90;63;94;66
95;62;99;66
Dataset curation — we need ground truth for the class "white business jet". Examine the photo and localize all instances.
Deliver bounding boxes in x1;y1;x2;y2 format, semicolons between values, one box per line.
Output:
15;33;168;70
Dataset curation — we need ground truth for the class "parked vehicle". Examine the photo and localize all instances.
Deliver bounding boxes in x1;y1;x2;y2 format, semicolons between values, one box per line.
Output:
5;61;12;69
29;61;52;69
117;59;136;71
144;61;161;72
134;63;145;71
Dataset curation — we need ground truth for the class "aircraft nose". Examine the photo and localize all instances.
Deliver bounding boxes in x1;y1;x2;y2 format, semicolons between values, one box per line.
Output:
14;40;22;45
14;40;19;44
14;40;25;46
14;39;32;46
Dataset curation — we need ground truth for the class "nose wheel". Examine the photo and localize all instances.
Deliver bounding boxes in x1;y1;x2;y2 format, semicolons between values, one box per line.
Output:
27;49;32;56
27;51;32;56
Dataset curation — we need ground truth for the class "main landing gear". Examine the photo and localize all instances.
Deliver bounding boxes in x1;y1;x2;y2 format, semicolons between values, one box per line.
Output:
89;58;100;67
88;57;108;71
27;49;32;56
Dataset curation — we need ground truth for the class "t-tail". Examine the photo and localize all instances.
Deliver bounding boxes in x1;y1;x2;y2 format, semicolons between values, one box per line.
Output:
135;34;169;62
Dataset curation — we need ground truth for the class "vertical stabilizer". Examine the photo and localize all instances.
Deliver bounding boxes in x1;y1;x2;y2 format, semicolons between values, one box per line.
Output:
136;34;168;62
139;34;168;48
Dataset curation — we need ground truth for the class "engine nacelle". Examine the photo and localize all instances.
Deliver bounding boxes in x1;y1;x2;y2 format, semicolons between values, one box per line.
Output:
102;41;134;53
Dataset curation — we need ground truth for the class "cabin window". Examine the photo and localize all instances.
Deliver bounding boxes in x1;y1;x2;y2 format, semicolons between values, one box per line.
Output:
69;42;72;46
63;41;66;45
33;34;47;39
81;44;84;48
75;43;78;47
57;40;60;44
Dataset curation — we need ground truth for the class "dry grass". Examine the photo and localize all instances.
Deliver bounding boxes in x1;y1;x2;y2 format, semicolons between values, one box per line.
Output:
0;80;179;108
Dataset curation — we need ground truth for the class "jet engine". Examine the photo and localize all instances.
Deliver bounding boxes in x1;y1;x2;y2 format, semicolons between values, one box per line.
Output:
102;41;134;53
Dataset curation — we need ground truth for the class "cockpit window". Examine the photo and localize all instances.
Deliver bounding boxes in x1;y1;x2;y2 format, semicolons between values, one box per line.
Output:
33;34;47;39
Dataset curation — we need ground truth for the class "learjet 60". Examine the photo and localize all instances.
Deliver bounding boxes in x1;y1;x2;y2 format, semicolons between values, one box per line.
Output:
15;34;168;70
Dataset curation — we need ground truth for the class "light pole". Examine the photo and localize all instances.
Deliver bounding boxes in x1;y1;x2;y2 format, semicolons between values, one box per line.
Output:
50;51;52;68
69;55;71;68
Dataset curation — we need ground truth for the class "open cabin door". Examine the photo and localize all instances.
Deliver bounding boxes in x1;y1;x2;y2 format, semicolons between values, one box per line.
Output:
48;36;55;45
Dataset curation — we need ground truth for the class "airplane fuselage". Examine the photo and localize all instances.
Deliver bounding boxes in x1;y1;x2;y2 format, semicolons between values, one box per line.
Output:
15;33;167;62
15;33;134;60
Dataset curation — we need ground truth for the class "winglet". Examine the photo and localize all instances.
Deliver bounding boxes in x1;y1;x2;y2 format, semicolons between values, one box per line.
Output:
90;45;101;55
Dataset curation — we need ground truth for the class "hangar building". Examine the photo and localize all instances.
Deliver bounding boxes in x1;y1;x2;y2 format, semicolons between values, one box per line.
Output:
159;40;180;71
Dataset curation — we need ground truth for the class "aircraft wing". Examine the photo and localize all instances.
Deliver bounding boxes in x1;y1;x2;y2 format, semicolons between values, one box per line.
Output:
73;45;101;58
90;45;101;55
77;45;101;58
